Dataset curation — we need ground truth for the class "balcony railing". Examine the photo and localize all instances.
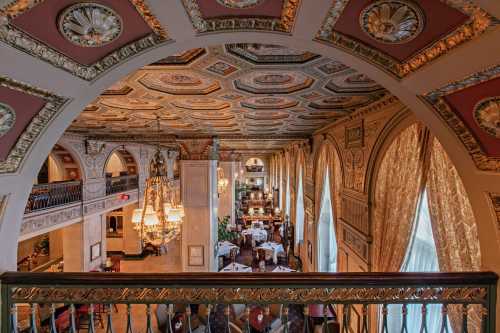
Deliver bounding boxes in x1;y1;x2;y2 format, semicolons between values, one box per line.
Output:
24;181;82;214
0;272;497;333
105;175;139;195
246;165;264;173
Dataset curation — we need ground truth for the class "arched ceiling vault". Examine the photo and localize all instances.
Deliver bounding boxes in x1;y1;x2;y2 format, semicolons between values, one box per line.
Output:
0;0;498;274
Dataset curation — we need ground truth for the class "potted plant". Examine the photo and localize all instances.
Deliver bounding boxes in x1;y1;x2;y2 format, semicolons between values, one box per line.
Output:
218;216;238;242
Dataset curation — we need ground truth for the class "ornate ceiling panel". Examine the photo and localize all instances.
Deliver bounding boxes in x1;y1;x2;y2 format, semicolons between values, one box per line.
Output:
316;0;497;78
181;0;299;34
227;44;319;64
0;0;168;80
424;65;500;172
70;44;389;152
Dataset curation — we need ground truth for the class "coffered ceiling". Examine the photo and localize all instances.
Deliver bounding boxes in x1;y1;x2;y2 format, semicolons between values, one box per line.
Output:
69;43;388;152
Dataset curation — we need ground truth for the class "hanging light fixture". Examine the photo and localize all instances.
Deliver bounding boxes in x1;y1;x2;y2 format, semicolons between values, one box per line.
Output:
131;116;184;249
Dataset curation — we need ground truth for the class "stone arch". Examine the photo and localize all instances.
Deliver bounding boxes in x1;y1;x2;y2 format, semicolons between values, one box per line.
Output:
0;30;496;277
103;147;139;178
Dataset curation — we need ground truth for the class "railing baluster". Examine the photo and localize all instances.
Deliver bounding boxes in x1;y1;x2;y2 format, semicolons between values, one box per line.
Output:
264;305;271;333
29;304;37;333
440;304;450;333
323;304;330;333
420;304;428;333
145;304;153;333
381;304;389;333
341;305;349;333
69;304;76;333
282;305;289;333
204;304;211;333
361;304;368;333
225;305;231;333
401;304;408;333
462;304;469;333
126;304;133;333
88;304;95;333
303;306;310;333
49;304;57;333
9;304;18;333
186;305;192;333
105;304;114;333
244;306;251;333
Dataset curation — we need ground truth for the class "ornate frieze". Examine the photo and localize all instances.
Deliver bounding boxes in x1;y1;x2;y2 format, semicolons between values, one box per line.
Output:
21;203;83;237
316;0;495;79
181;0;300;34
0;0;169;81
0;76;68;174
423;65;500;172
216;0;265;9
10;284;488;304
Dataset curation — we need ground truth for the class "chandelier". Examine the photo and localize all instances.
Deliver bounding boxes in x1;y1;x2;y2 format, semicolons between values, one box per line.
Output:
217;165;229;194
131;117;184;249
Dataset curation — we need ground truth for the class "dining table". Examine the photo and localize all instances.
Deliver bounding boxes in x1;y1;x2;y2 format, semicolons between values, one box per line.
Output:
217;241;239;258
220;262;253;272
271;265;295;272
241;228;267;243
256;242;285;264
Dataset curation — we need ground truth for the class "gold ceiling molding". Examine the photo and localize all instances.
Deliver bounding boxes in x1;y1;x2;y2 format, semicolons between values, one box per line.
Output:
0;0;169;81
315;0;495;79
181;0;300;34
0;76;68;174
423;65;500;172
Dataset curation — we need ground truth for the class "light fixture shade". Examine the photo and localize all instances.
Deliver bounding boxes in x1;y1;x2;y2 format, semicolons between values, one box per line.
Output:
248;208;254;216
131;208;143;223
144;212;160;226
167;208;183;223
163;203;172;216
258;207;264;215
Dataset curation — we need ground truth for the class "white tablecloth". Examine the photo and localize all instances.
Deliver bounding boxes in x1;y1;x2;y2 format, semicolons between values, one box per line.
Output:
251;221;264;229
272;266;295;272
217;241;239;257
220;262;252;272
242;228;267;242
257;242;285;264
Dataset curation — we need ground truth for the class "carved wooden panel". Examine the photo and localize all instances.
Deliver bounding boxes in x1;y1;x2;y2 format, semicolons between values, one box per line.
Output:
341;194;369;235
341;221;370;263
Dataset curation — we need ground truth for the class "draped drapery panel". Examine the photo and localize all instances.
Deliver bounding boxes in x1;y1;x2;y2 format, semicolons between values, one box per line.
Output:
372;123;427;272
427;138;482;333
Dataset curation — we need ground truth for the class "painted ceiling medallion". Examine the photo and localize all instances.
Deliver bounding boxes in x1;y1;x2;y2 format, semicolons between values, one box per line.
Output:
0;103;16;138
58;3;123;47
474;97;500;139
216;0;265;9
360;0;424;44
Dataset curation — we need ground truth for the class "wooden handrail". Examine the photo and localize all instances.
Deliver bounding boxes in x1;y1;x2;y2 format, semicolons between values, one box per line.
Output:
1;271;497;286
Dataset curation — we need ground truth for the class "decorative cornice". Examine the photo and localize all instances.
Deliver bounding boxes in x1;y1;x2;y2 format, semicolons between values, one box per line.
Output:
0;0;169;81
423;65;500;172
181;0;300;34
0;76;68;174
315;0;496;79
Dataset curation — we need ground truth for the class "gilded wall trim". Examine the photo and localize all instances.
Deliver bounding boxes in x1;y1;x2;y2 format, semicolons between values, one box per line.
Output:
181;0;300;34
423;65;500;172
0;0;169;81
0;76;68;174
315;0;495;79
10;285;488;304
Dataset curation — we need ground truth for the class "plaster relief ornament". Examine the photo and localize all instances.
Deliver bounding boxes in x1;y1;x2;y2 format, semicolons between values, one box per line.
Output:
58;3;123;47
360;0;424;44
216;0;264;9
474;97;500;139
254;74;293;85
0;102;15;138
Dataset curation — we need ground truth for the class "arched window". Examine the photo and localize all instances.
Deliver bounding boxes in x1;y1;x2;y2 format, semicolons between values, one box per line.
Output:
386;189;445;331
295;166;305;246
105;151;127;177
317;168;337;272
285;161;291;217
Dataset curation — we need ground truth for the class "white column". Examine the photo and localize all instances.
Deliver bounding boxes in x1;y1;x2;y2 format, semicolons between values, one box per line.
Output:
218;161;236;225
181;160;218;272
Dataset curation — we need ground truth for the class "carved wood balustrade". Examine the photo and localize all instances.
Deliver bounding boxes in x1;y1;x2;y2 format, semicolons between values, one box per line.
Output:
0;271;496;333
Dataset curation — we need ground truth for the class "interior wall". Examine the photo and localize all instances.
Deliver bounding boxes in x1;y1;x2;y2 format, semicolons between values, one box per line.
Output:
105;152;127;177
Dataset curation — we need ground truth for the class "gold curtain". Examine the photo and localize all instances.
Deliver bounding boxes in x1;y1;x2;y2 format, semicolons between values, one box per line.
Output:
427;138;482;332
314;140;340;235
372;124;427;272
